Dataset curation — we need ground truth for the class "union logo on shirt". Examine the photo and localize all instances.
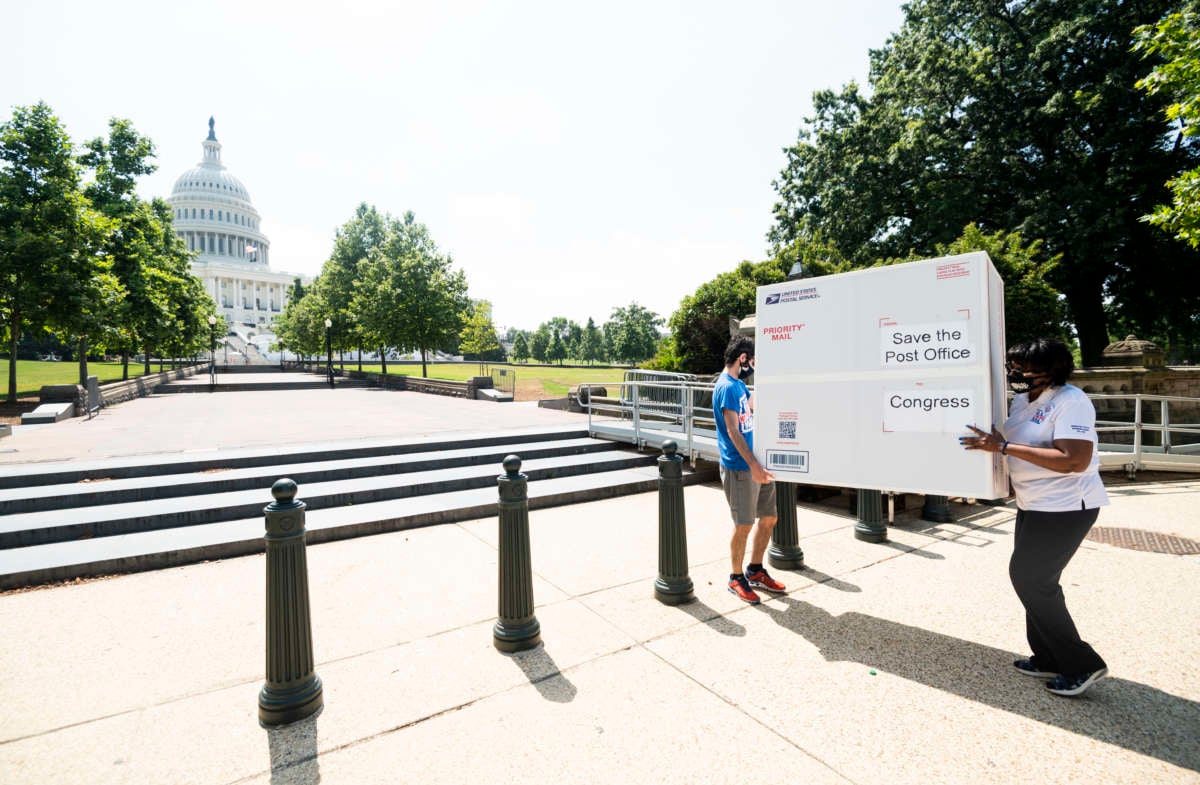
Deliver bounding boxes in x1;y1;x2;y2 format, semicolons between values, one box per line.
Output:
1031;403;1054;424
738;398;753;432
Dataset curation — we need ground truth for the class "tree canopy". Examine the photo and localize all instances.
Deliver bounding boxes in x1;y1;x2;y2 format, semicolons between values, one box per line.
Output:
0;102;95;399
770;0;1200;363
459;299;502;373
668;260;786;374
885;224;1068;347
1;104;218;398
606;302;663;365
1136;4;1200;249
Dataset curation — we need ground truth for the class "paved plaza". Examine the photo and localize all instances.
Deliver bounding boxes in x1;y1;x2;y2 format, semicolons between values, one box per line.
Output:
1;386;1197;784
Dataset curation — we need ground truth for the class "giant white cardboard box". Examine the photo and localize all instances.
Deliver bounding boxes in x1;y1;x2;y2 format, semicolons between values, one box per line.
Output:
753;251;1008;498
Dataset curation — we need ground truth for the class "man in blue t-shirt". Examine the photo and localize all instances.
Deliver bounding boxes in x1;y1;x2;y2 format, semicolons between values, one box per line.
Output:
713;336;784;604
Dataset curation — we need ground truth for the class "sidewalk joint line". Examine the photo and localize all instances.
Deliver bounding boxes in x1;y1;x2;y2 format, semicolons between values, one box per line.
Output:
636;640;866;785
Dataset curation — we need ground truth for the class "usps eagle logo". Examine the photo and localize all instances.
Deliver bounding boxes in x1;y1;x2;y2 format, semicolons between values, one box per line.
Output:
765;293;781;305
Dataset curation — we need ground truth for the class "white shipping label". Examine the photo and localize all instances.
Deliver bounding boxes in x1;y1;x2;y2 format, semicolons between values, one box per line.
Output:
883;389;975;433
880;321;976;368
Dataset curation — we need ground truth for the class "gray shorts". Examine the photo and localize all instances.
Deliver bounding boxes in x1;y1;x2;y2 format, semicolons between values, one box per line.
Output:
720;467;777;526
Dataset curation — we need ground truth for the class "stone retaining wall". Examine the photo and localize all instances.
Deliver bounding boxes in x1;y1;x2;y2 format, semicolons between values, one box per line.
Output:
339;370;494;399
99;366;202;407
39;384;88;418
1071;366;1200;447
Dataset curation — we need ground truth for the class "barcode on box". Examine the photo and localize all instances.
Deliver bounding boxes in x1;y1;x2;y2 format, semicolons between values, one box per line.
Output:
766;450;809;473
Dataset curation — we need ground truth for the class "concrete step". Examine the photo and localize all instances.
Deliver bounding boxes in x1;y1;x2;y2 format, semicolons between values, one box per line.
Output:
20;403;74;425
0;449;658;548
213;365;283;373
155;379;374;393
0;437;613;514
0;463;714;589
0;427;589;490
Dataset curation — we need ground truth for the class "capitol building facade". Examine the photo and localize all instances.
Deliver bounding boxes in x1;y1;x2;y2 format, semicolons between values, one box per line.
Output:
166;119;300;345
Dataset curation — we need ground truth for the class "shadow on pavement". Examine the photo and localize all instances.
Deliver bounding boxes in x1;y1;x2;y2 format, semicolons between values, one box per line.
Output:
797;566;861;593
266;712;322;785
676;598;746;637
879;541;946;560
755;596;1199;772
510;644;578;703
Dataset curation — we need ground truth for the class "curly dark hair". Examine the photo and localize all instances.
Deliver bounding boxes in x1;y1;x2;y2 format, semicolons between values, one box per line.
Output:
1006;337;1074;386
723;336;755;367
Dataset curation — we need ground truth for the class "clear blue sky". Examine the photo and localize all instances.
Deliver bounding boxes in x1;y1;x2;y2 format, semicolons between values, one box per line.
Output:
6;0;907;332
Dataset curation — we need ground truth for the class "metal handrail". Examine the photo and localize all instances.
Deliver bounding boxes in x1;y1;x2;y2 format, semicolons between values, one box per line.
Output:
583;379;724;463
1087;394;1200;469
582;382;1200;474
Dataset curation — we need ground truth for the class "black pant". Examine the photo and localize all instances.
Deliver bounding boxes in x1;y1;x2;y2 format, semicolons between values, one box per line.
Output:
1009;507;1107;675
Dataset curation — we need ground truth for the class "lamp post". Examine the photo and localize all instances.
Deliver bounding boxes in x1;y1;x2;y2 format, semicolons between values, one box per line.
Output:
324;318;334;388
207;315;217;389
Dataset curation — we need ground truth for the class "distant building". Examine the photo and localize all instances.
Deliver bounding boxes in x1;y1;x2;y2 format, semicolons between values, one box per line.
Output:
166;118;301;336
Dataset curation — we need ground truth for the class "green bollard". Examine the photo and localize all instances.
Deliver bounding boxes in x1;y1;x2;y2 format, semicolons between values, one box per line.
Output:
921;494;955;523
768;481;805;569
854;488;887;543
494;455;541;652
258;479;323;727
655;441;695;605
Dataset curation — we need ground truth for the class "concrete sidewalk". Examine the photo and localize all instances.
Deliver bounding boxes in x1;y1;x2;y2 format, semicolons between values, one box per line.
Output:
0;386;589;465
1;387;1198;784
1;476;1197;785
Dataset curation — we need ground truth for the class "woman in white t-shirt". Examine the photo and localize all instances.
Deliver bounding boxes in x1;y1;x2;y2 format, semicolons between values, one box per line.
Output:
961;337;1109;698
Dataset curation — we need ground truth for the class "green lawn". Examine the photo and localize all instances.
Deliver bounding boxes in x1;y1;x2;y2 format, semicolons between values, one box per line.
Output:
1;360;163;398
340;362;631;402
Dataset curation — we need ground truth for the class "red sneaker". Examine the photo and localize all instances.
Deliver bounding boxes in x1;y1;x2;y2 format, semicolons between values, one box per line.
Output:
746;567;786;593
728;577;761;605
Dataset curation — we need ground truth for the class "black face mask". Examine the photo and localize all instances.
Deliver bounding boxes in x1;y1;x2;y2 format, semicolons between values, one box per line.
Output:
1007;368;1043;394
738;363;753;381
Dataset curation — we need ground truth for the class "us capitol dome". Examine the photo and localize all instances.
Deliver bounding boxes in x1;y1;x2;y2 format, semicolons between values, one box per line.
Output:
166;118;302;352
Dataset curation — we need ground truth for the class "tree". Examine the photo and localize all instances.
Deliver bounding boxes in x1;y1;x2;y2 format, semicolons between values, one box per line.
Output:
353;210;468;377
320;203;388;357
668;260;785;374
580;317;604;364
276;283;329;359
546;329;566;365
511;331;530;363
401;246;468;376
644;334;683;372
459;299;501;374
529;325;550;363
0;103;93;401
1136;4;1200;248
273;277;310;359
605;302;662;365
78;118;155;211
887;224;1069;347
141;198;207;366
79;118;169;379
566;320;583;360
541;317;580;361
770;0;1200;364
105;200;175;377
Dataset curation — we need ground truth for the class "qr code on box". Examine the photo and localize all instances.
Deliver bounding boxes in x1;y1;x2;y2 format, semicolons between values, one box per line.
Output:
778;421;797;440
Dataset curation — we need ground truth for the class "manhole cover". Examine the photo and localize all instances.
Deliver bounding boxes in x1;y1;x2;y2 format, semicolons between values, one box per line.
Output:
1087;527;1200;555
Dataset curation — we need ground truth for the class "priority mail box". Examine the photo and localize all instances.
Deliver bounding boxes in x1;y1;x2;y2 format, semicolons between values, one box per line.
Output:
753;251;1008;499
